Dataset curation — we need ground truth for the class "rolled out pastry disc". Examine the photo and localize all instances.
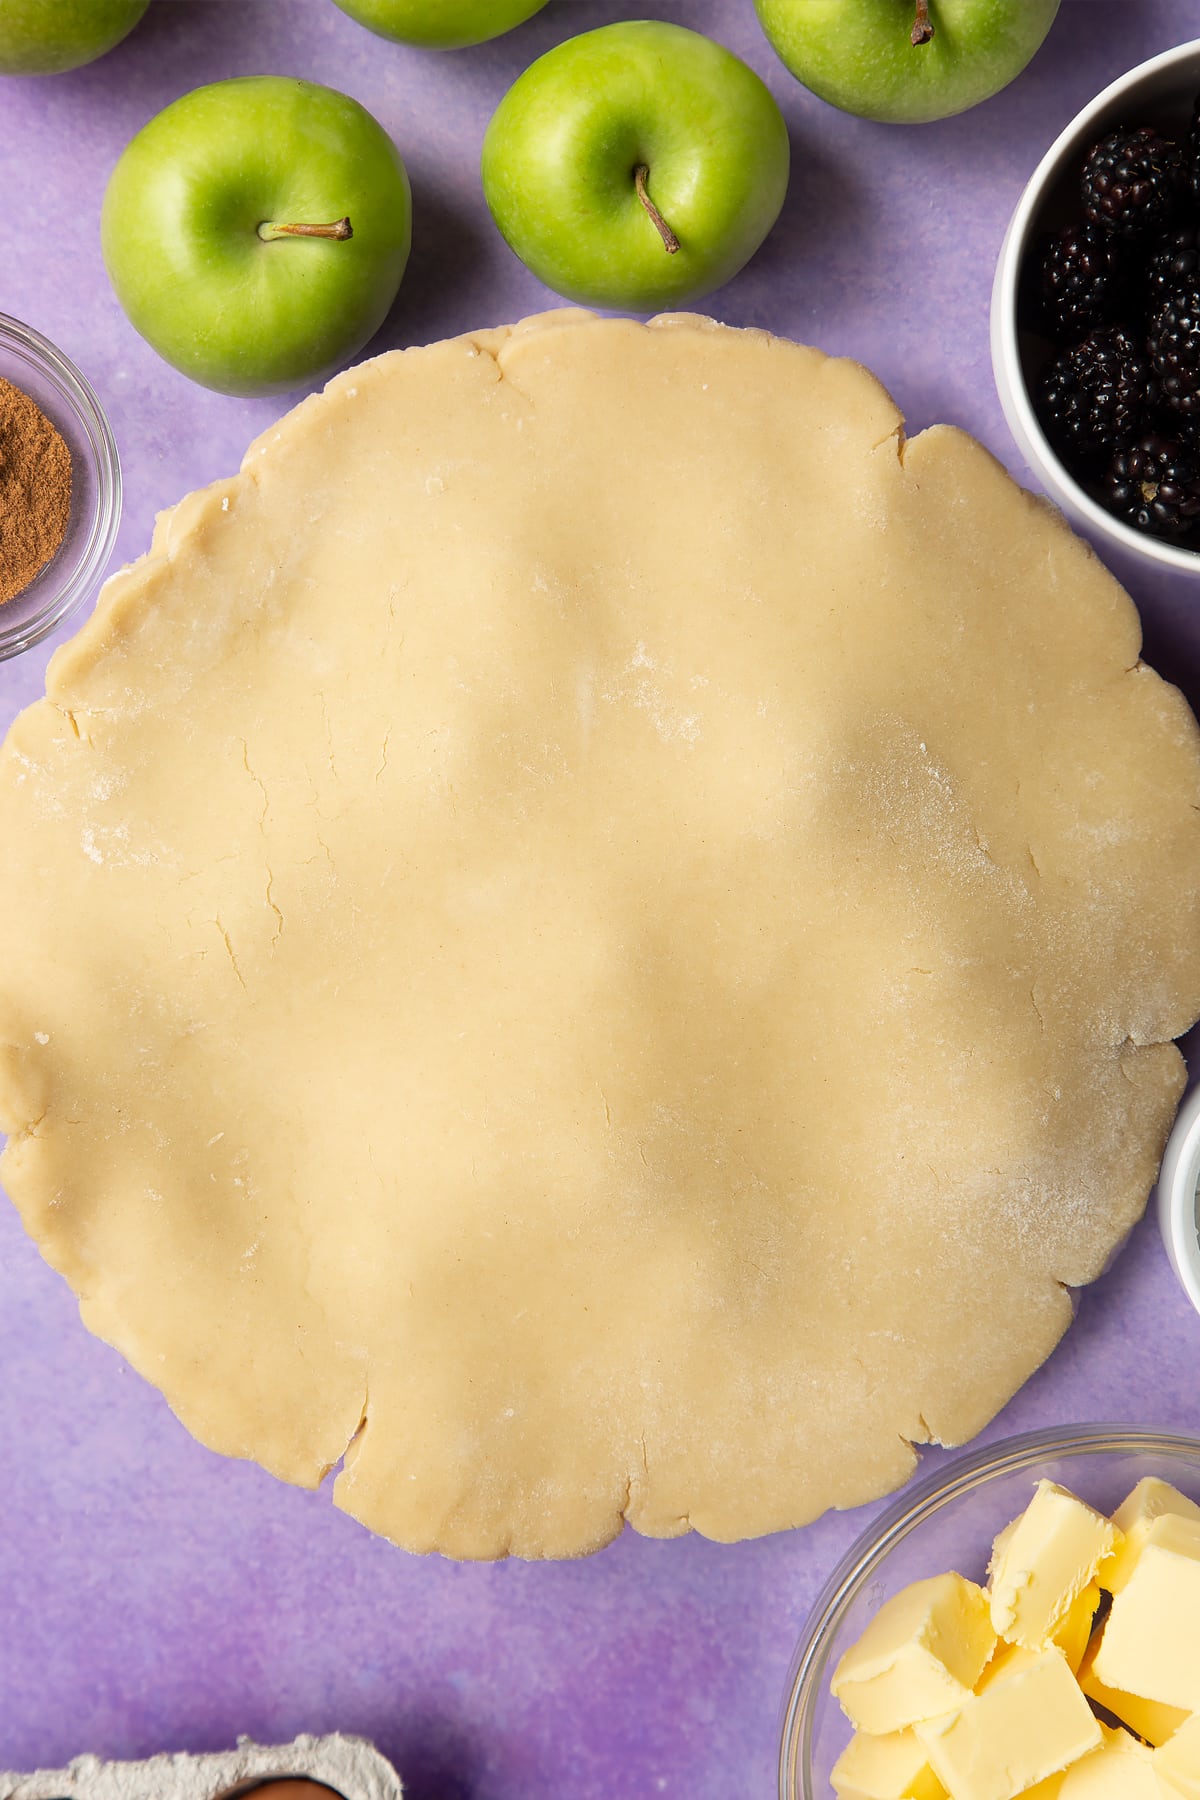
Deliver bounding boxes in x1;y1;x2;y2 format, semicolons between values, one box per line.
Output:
2;310;1199;1559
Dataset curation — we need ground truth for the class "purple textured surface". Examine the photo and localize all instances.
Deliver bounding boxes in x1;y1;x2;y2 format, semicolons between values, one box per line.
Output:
2;3;1200;1795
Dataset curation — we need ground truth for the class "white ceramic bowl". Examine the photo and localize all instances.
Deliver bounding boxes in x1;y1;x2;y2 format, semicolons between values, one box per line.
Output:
1156;1082;1200;1315
991;38;1200;584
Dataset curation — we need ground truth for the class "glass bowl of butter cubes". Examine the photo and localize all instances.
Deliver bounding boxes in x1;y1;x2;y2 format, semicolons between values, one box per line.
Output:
779;1424;1200;1800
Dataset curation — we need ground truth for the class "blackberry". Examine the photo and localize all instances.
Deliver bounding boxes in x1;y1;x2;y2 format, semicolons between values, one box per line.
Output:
1103;431;1200;538
1036;221;1125;341
1145;221;1200;317
1081;126;1184;237
1037;326;1150;465
1148;277;1200;419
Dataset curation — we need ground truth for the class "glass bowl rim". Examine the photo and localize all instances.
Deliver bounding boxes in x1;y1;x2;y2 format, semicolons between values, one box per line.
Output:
0;311;122;660
777;1421;1200;1799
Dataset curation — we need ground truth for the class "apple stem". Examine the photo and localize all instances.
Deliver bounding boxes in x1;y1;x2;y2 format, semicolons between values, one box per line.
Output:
911;0;934;45
257;216;354;242
633;166;680;255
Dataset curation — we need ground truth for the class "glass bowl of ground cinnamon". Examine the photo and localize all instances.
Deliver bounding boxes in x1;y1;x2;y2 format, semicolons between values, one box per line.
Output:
0;313;120;661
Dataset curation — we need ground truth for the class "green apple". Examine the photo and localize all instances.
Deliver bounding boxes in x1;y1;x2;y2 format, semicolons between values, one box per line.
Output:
0;0;149;75
480;21;790;312
101;77;411;397
753;0;1060;124
331;0;548;50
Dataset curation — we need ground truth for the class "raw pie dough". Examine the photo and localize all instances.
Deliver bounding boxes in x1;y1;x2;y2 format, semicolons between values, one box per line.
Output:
2;310;1199;1560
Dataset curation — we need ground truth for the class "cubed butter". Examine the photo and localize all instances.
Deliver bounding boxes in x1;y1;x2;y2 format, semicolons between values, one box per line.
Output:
1100;1477;1200;1594
975;1640;1039;1692
974;1582;1097;1695
914;1646;1101;1800
831;1728;948;1799
1077;1634;1189;1748
1050;1580;1101;1674
988;1481;1117;1648
1155;1713;1200;1800
831;1573;997;1735
987;1517;1018;1579
1016;1778;1069;1800
1055;1723;1161;1797
1092;1513;1200;1712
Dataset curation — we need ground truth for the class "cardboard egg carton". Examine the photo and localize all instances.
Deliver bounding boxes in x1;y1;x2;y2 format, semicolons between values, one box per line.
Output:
0;1733;402;1800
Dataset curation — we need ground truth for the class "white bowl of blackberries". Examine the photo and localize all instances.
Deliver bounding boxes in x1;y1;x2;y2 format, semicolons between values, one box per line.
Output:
992;38;1200;575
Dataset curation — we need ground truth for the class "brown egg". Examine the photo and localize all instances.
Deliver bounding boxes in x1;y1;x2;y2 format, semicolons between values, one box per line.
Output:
236;1784;345;1800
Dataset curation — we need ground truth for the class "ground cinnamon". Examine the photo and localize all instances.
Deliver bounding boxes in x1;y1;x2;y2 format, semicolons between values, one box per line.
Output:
0;376;72;606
